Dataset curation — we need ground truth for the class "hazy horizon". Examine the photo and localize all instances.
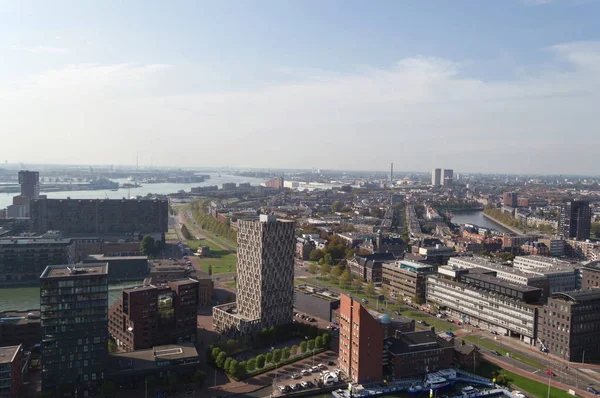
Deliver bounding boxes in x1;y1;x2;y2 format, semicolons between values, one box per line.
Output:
1;1;599;174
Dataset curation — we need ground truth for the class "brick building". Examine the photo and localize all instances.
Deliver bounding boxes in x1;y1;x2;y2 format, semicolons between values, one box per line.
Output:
347;252;396;284
582;262;600;290
0;344;22;398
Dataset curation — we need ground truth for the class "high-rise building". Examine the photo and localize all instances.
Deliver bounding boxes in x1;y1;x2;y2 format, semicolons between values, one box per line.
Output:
40;264;109;394
503;192;518;208
338;294;384;383
18;170;40;199
213;215;295;339
390;162;394;184
442;169;453;186
559;200;591;240
431;169;441;186
0;344;22;398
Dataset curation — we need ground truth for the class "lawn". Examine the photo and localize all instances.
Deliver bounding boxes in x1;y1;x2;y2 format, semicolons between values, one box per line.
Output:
463;335;545;369
186;238;237;274
165;228;178;241
225;281;237;288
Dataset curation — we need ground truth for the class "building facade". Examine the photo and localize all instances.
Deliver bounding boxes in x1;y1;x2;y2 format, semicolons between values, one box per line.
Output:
502;192;518;208
381;260;434;301
347;253;396;284
40;264;109;394
108;279;199;351
0;344;22;398
431;169;441;186
213;215;295;339
559;200;592;240
442;169;453;186
582;262;600;290
512;256;577;294
0;312;40;349
384;331;454;378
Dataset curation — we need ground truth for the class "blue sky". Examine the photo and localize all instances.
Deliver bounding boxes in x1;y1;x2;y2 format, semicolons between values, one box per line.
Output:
0;0;599;174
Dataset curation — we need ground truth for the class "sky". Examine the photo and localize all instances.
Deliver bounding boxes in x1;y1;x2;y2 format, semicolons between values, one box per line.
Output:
0;0;599;175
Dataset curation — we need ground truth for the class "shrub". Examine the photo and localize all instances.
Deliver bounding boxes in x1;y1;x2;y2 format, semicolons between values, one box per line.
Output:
256;354;266;369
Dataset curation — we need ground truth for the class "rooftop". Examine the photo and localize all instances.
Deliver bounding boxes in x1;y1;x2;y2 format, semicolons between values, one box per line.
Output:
551;290;600;303
461;273;541;294
0;238;72;245
40;263;108;279
0;311;40;325
0;345;21;364
385;330;453;355
87;255;148;261
108;344;199;372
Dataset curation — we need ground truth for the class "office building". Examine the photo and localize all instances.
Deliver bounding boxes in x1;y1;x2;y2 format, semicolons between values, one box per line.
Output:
18;170;40;200
83;255;149;282
384;331;454;378
381;260;435;302
559;200;592;240
537;290;600;362
431;169;441;186
427;269;541;344
338;294;384;383
108;279;199;351
0;344;22;398
582;262;600;290
502;192;518;208
512;256;577;294
40;264;109;394
30;198;169;235
442;169;453;186
0;311;40;349
0;238;75;283
213;215;295;339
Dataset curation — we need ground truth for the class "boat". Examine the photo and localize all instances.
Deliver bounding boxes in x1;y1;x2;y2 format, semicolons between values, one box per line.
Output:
408;370;456;396
460;386;480;397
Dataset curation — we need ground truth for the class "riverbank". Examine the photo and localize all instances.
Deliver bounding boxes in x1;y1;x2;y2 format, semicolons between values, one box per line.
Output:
482;212;524;235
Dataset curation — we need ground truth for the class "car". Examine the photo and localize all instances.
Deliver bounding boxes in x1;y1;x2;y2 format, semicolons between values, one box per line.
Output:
311;366;319;372
361;299;368;304
318;363;327;370
291;373;301;379
491;350;501;356
490;330;498;335
309;318;316;322
540;347;549;353
284;385;292;393
301;369;311;376
417;320;425;324
436;313;445;318
445;330;454;337
306;381;314;388
300;381;309;388
290;384;299;391
546;370;556;377
328;360;336;366
513;392;526;398
587;386;599;394
422;321;429;326
295;383;304;390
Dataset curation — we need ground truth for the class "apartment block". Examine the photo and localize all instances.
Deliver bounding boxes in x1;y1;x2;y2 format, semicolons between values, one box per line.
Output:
559;200;592;240
0;344;22;398
381;260;434;301
40;264;109;394
431;169;441;186
213;215;295;339
108;279;199;351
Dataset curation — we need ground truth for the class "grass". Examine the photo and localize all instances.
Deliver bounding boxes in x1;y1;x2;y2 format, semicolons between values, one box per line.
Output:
165;228;178;241
463;335;545;369
225;281;237;288
186;237;237;274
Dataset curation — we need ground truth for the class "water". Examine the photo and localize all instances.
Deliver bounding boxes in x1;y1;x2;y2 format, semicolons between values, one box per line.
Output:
0;173;265;209
450;211;512;233
0;281;143;312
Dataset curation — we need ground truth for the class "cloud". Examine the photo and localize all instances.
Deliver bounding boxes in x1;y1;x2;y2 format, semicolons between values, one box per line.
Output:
0;42;599;174
13;45;69;54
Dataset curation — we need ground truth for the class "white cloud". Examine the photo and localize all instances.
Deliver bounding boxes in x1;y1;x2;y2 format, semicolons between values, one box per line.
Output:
13;45;69;54
0;42;599;174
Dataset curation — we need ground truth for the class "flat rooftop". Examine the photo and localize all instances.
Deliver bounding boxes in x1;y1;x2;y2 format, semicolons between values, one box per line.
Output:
552;290;600;303
0;311;40;325
40;263;109;279
0;345;21;364
87;255;148;261
0;238;72;245
385;331;453;355
108;344;198;372
461;273;541;294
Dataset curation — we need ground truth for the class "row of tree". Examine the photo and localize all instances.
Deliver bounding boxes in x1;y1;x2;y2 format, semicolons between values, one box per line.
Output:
190;200;238;242
307;262;377;298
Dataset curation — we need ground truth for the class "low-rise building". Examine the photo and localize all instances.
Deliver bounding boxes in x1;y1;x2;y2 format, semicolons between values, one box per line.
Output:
0;344;22;398
294;286;340;322
83;255;149;282
347;253;396;284
417;245;455;265
454;340;481;373
381;260;435;301
0;311;40;349
149;264;191;284
521;241;549;256
537;238;566;257
582;261;600;290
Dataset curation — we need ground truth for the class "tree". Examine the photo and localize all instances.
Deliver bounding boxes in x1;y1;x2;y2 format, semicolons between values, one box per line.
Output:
191;370;206;387
227;359;238;374
224;357;233;372
211;347;221;363
309;249;324;262
322;332;331;348
352;278;363;292
324;253;334;265
340;269;352;287
100;381;116;397
381;285;391;298
319;262;331;277
307;340;315;351
413;295;424;305
140;235;156;256
108;339;117;353
315;336;323;349
256;354;266;369
291;345;298;356
365;280;376;298
329;265;343;283
216;352;227;369
272;348;281;363
345;248;355;259
282;347;291;361
265;352;273;364
307;262;318;274
153;239;164;255
331;201;343;213
246;358;256;372
208;265;213;275
299;341;307;353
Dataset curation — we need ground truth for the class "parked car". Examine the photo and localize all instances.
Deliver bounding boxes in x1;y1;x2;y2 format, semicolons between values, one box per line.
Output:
311;366;319;372
587;386;599;395
291;373;301;379
328;360;336;366
491;350;501;356
301;369;311;376
490;330;498;335
301;381;309;389
318;363;327;370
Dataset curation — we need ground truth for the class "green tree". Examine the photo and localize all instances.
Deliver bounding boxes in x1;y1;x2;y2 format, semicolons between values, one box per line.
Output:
413;295;424;305
246;358;256;372
322;332;331;348
208;265;213;275
140;235;156;256
272;348;281;363
256;354;266;369
224;357;233;372
227;359;238;374
323;253;334;265
108;339;117;353
340;269;352;287
291;345;298;356
191;370;206;387
100;380;116;397
211;347;221;362
381;285;391;298
307;262;318;274
352;278;363;292
299;341;307;353
345;248;355;259
307;340;315;351
315;336;323;349
331;201;343;213
309;249;324;262
329;265;343;283
365;280;376;298
319;262;331;277
265;352;273;364
282;347;291;360
216;352;227;369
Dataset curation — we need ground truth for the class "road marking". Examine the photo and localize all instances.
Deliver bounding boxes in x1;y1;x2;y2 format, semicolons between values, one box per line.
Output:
532;369;540;374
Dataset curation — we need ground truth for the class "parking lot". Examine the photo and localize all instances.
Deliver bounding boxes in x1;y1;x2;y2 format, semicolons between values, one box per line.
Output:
272;360;341;396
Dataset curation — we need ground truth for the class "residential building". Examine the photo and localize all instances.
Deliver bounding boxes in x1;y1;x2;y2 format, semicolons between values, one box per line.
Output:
221;183;237;190
18;170;40;200
427;269;541;344
566;238;600;259
384;330;454;378
559;200;592;240
521;241;549;256
502;192;518;208
454;340;481;373
338;294;384;383
0;311;40;348
431;169;441;186
537;290;600;362
213;215;295;339
108;279;199;351
263;177;284;190
538;238;566;257
0;238;75;283
358;232;406;257
296;238;315;260
347;252;396;284
30;198;169;235
442;169;453;187
417;245;454;265
40;264;109;394
0;344;22;398
502;234;540;249
381;260;435;302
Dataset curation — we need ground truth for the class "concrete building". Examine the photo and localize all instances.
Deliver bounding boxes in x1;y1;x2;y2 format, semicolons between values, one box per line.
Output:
221;183;237;190
427;270;541;344
294;285;340;322
0;311;40;349
384;330;454;378
83;255;149;282
559;200;592;240
417;245;455;265
381;260;435;302
30;198;169;235
512;256;577;294
108;279;199;351
0;238;75;283
538;290;600;362
502;192;518;208
338;294;384;383
213;215;295;339
442;169;453;187
40;264;109;394
538;238;566;257
18;170;40;200
0;344;22;398
431;169;441;186
582;262;600;290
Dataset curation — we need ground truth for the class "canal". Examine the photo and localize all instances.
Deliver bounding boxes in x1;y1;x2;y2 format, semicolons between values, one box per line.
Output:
450;210;512;233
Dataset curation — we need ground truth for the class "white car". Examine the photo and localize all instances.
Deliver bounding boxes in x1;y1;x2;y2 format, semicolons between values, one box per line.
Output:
301;369;311;376
318;363;327;370
311;366;319;372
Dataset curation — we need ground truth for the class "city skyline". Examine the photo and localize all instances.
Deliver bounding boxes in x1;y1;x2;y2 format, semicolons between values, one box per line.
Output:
1;1;599;174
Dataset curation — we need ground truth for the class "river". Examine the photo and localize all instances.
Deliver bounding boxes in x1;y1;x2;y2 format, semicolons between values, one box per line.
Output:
0;173;265;209
450;210;512;233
